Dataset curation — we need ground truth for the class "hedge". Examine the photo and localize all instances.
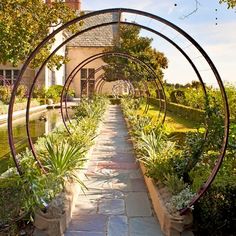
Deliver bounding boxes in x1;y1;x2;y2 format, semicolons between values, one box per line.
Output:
148;97;205;123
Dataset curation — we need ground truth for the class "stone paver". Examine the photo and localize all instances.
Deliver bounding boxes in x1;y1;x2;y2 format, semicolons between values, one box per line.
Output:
99;199;125;215
108;216;128;236
126;192;152;217
65;105;163;235
129;217;163;236
68;214;108;232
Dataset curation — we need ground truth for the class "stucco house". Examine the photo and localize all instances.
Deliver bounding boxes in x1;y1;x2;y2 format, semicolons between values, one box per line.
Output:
65;11;120;97
1;0;123;97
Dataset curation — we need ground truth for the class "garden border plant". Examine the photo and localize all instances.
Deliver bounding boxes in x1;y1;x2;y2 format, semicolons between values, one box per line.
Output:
121;97;235;236
0;96;109;235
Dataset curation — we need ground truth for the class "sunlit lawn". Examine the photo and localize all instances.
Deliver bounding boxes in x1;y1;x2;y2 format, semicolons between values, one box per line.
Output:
140;103;200;133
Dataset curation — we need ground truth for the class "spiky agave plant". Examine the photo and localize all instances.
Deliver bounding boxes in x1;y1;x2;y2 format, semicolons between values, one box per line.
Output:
41;135;87;189
138;130;176;182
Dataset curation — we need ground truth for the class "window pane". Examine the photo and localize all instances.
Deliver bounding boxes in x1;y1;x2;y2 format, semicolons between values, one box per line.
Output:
89;80;95;95
81;80;87;95
13;70;19;79
81;68;87;79
0;70;3;76
5;70;12;79
88;68;95;79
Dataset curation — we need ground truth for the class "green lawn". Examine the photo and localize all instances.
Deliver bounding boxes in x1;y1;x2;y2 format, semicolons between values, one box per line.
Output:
140;103;200;133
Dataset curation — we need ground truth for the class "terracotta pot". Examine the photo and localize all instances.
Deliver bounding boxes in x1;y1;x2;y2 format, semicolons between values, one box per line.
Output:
34;209;66;236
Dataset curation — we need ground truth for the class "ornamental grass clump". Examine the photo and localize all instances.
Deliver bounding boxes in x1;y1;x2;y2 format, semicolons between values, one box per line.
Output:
0;95;109;234
40;135;87;188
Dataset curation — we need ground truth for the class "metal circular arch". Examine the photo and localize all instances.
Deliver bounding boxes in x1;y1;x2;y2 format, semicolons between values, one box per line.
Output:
61;51;166;133
20;17;203;174
61;53;164;128
79;65;135;98
21;17;211;175
7;8;229;214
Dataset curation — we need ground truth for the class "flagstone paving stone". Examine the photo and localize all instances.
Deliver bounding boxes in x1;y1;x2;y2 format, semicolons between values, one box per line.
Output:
65;105;192;236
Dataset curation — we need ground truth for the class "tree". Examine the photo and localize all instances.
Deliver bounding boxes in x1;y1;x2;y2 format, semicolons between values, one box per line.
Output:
0;0;77;69
103;25;168;84
219;0;236;8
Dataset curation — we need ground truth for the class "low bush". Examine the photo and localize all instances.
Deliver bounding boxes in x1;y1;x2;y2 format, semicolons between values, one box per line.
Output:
16;85;28;102
121;96;236;235
0;99;40;115
189;153;236;235
0;96;109;234
45;85;75;103
0;85;12;104
148;97;205;123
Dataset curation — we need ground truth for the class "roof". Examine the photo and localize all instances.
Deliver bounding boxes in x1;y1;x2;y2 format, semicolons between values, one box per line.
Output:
67;12;119;47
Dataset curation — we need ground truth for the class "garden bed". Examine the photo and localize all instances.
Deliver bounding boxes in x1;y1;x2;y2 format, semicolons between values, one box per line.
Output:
34;180;82;235
139;163;193;236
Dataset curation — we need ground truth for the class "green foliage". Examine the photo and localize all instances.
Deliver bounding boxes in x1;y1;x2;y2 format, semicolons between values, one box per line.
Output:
75;96;109;120
45;85;63;103
172;131;205;183
0;0;78;68
166;186;195;213
16;85;28;102
40;135;87;187
45;85;74;103
219;0;236;8
0;99;40;114
163;173;186;195
0;85;11;104
0;96;109;232
190;152;236;235
103;24;168;83
0;174;24;228
169;89;186;104
32;86;46;99
148;97;205;124
138;130;176;182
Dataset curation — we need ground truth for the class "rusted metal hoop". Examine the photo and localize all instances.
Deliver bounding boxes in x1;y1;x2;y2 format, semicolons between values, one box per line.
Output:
7;8;229;214
61;52;164;132
62;56;162;127
25;19;204;174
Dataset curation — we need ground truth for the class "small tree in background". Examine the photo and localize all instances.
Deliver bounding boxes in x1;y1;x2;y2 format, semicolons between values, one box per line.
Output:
103;25;168;85
0;0;78;70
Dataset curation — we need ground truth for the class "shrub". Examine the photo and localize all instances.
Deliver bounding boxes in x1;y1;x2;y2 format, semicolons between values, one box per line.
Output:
148;97;205;123
0;85;12;104
45;85;63;103
16;85;27;102
33;86;46;99
170;89;186;104
40;135;87;187
0;174;25;232
166;186;195;214
193;182;236;236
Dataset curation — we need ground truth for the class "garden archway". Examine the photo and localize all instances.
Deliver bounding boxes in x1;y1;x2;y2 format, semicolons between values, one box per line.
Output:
7;8;229;215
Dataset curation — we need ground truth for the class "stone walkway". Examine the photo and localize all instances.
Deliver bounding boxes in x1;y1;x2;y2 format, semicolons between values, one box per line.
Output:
65;105;164;236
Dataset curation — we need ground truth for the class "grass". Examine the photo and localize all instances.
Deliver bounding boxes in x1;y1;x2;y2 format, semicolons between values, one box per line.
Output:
140;103;200;133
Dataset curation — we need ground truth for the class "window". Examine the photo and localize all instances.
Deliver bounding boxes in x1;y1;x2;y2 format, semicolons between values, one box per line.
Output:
88;80;95;95
13;70;19;84
88;68;95;79
0;69;19;85
80;68;95;95
81;80;87;95
81;68;87;79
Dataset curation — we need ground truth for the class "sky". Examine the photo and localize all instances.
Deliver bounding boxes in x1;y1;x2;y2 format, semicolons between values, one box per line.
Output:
81;0;236;87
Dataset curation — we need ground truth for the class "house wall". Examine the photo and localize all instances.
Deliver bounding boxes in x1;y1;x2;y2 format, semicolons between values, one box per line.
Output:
0;63;46;89
66;46;115;97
